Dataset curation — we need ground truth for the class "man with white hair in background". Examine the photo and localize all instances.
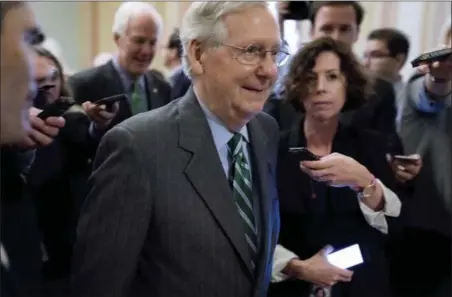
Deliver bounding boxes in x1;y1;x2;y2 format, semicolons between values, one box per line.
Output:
68;1;171;142
70;2;283;297
65;2;172;219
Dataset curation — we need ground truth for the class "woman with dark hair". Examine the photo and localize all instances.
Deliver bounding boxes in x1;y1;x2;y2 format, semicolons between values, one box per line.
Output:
269;37;403;297
32;46;70;106
27;46;92;283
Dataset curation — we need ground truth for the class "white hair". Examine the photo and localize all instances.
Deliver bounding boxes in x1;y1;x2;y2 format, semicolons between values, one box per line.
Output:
112;2;163;38
93;52;113;67
180;1;271;78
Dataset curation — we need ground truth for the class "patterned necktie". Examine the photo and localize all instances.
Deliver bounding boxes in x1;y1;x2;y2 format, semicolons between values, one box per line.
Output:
228;133;257;269
130;80;146;115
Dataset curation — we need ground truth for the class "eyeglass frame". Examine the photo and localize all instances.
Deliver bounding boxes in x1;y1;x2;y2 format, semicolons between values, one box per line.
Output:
218;42;290;67
362;51;395;60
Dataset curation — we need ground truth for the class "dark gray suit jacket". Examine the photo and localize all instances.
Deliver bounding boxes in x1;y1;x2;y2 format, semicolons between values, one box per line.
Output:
70;89;280;297
68;61;172;136
398;75;451;235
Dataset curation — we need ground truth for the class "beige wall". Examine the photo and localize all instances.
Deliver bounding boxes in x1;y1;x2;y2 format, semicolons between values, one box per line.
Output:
78;2;95;69
42;1;450;76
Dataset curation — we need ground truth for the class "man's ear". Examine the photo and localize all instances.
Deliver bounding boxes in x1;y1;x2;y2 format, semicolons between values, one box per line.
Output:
187;39;205;76
353;28;360;44
113;33;121;48
395;53;407;70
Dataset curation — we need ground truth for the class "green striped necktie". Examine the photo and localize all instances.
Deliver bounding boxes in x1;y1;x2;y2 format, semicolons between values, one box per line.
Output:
130;80;146;115
228;133;257;270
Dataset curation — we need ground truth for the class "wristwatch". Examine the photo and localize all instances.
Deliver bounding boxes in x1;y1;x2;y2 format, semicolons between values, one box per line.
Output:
357;177;377;199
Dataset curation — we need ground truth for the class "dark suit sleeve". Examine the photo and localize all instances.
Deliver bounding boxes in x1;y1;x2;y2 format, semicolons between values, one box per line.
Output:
66;75;101;155
350;78;397;136
157;75;172;105
170;70;191;100
68;73;101;106
365;136;397;191
68;75;87;105
70;126;152;297
373;79;397;135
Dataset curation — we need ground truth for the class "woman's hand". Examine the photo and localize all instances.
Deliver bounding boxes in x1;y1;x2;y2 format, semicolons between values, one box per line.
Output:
300;153;373;189
285;246;353;288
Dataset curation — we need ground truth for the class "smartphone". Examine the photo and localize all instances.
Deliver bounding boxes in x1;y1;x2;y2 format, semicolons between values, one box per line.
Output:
288;147;320;161
393;154;421;164
326;244;364;270
95;94;127;111
37;96;75;119
411;47;452;67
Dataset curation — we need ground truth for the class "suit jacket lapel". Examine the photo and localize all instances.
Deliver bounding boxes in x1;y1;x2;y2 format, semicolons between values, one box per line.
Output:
103;61;132;122
178;89;254;278
247;118;273;289
144;71;165;110
103;61;126;95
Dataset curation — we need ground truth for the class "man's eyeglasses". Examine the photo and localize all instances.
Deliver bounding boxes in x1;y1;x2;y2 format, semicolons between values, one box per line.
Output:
362;51;393;60
220;43;290;67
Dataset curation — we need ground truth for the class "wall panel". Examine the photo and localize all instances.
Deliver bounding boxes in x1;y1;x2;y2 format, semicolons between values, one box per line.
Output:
30;1;90;72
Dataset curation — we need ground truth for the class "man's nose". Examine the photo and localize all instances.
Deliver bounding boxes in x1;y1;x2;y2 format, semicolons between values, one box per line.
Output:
258;54;278;80
330;30;342;42
140;43;155;56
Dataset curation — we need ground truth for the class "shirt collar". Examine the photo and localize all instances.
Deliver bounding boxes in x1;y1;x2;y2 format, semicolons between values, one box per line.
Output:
193;88;249;152
112;56;145;91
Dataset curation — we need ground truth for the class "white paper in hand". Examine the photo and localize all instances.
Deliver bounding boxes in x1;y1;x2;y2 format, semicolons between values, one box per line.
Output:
326;244;364;269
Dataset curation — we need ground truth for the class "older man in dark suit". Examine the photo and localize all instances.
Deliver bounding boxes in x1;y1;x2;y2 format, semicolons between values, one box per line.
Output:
68;2;171;141
70;2;285;297
66;2;172;224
